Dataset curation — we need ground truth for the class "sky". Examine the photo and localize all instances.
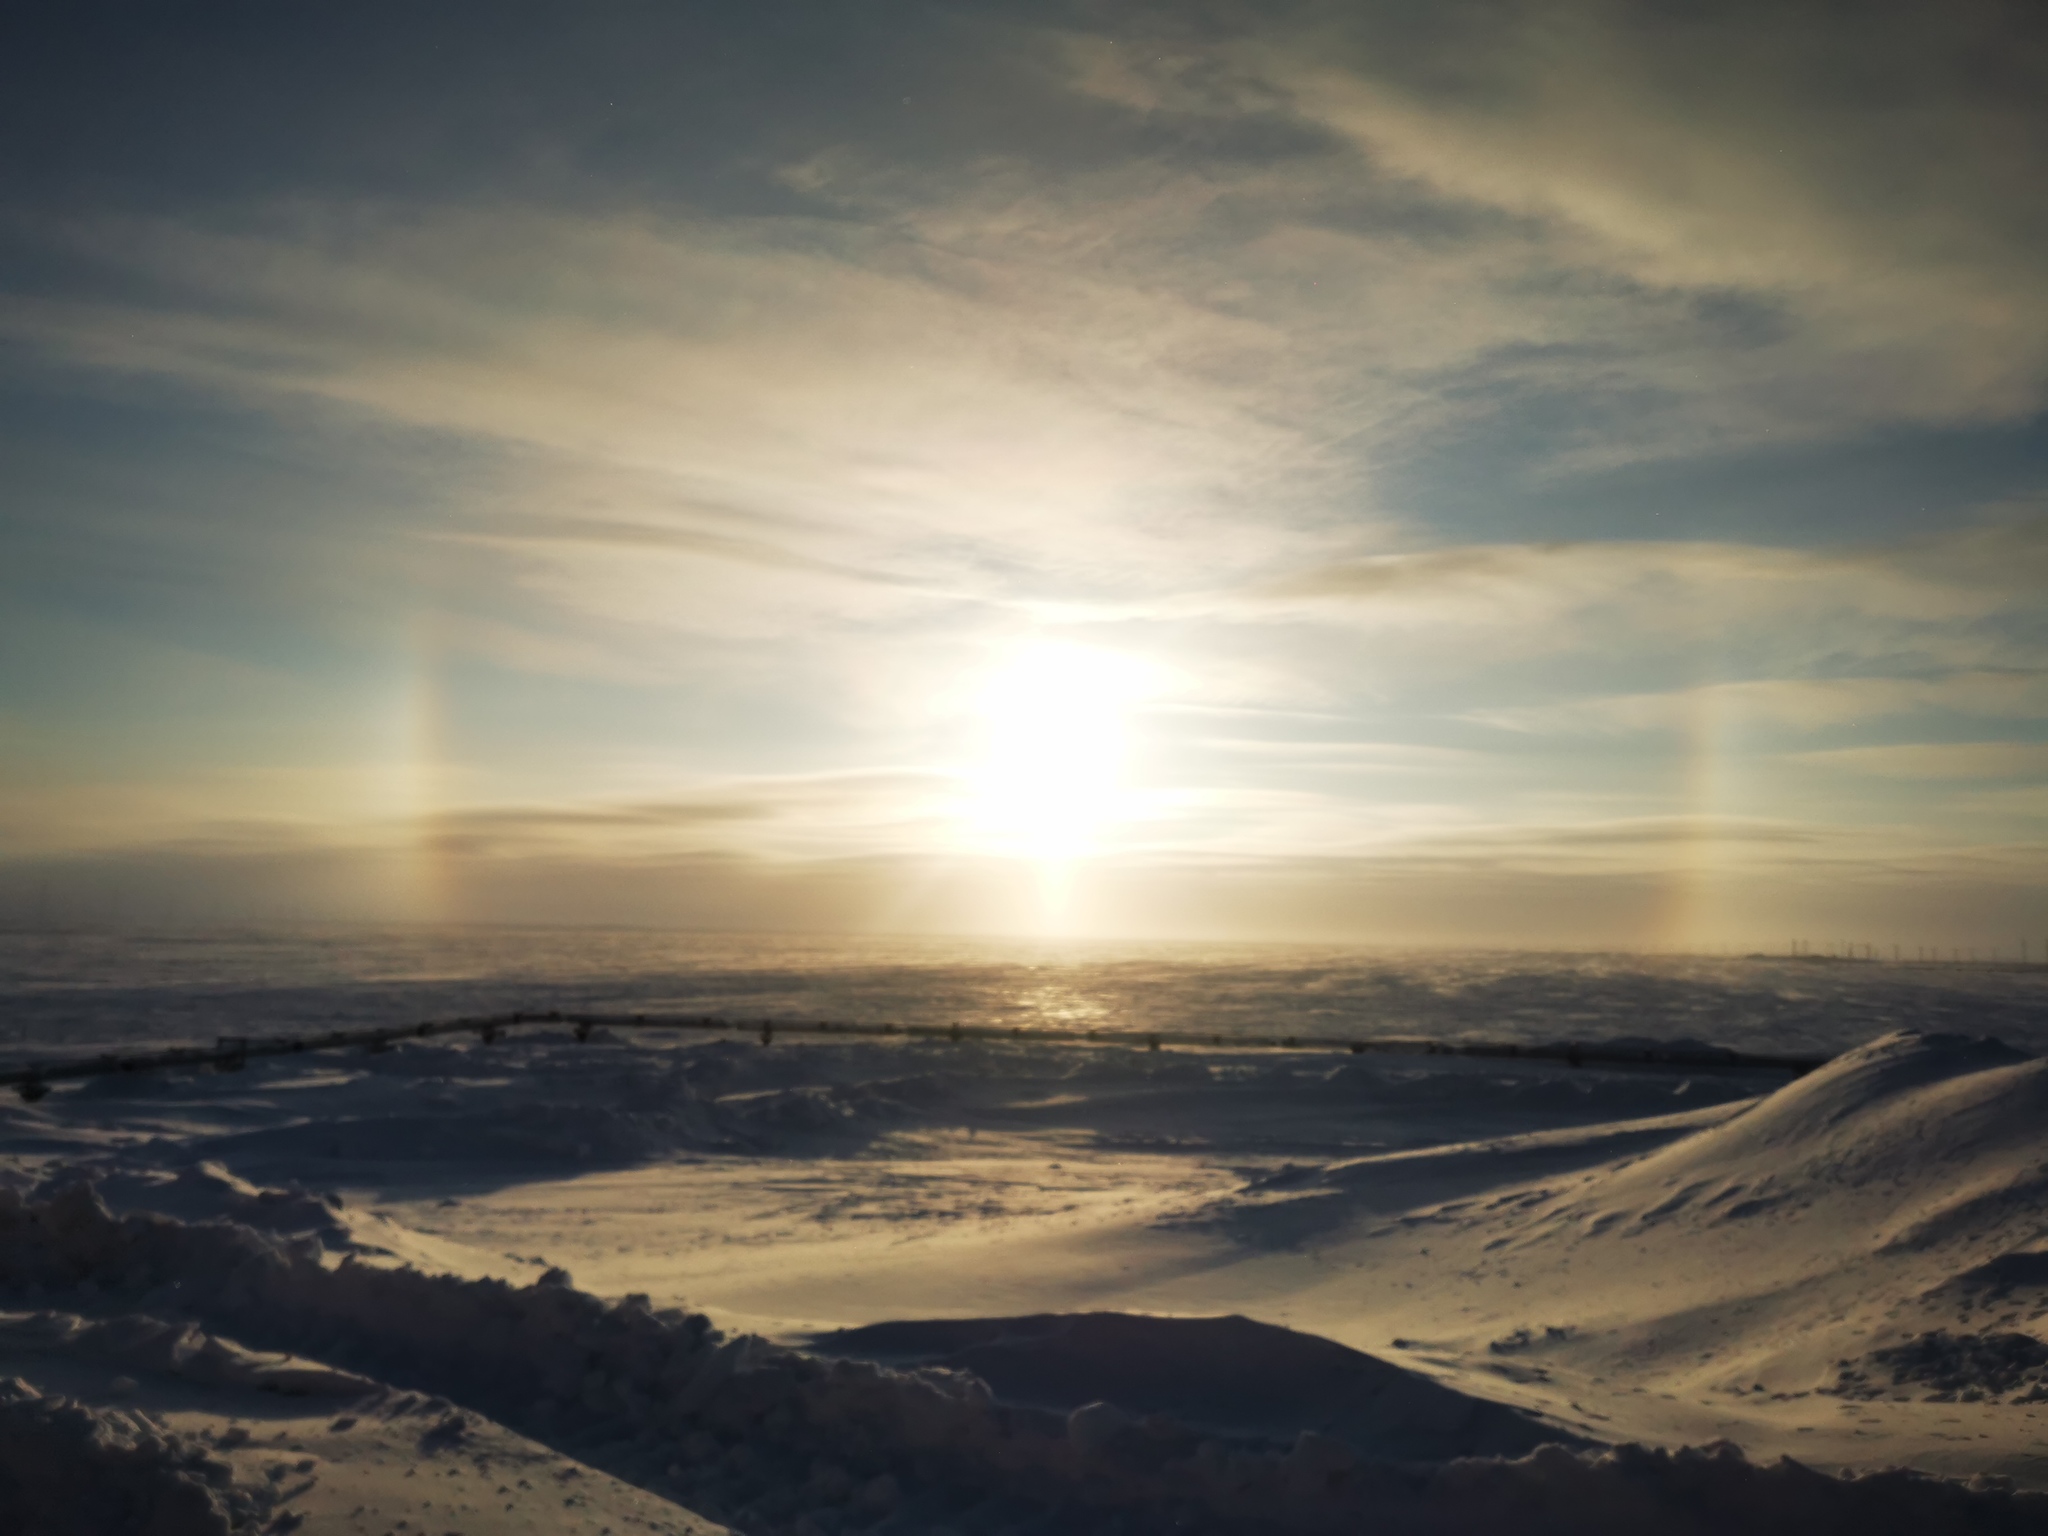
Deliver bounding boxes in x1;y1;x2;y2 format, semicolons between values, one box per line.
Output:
1;0;2045;949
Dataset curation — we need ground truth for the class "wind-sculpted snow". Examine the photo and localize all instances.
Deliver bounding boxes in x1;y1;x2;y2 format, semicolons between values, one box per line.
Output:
0;1030;1775;1196
1675;1031;2038;1157
0;1376;279;1535
809;1311;1589;1462
1494;1032;2048;1258
77;1160;355;1244
0;1184;2044;1534
1;1307;380;1398
5;1002;2048;1528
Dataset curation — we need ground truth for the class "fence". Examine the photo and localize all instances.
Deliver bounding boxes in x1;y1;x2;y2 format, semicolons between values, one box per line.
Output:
0;1008;1835;1102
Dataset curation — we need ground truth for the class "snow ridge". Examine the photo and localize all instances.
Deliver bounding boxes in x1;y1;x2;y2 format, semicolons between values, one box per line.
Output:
3;1182;2046;1534
0;1375;278;1535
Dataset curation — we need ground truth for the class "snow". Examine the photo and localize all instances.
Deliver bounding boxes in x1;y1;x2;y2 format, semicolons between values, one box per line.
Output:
0;1376;281;1536
2;934;2048;1531
806;1311;1588;1461
7;929;2046;1060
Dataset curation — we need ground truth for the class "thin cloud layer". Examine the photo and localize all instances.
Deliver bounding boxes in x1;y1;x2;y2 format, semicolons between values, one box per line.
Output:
0;2;2043;945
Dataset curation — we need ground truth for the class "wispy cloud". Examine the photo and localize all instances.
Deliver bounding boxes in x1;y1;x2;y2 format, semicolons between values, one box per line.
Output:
410;771;964;862
1247;3;2048;459
1193;738;1485;769
1468;672;2048;736
1787;742;2048;780
1259;531;2048;622
0;206;1342;622
2;4;2043;945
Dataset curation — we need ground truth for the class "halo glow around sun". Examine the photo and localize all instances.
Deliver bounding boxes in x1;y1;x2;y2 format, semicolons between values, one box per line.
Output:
965;643;1153;860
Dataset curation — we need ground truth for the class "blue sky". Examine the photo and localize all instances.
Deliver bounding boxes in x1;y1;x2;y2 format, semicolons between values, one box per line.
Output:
2;1;2044;946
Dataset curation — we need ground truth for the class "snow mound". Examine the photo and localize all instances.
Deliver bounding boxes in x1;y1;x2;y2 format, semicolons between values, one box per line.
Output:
1670;1031;2036;1161
810;1310;1584;1460
2;1184;2045;1532
59;1161;355;1246
0;1376;278;1535
1511;1032;2048;1249
1197;1101;1749;1249
1;1308;380;1397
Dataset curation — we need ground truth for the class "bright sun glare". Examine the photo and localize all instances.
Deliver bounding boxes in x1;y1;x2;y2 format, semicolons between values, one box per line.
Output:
966;643;1152;860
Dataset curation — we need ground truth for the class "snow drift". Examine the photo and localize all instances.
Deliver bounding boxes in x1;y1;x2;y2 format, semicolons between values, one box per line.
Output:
810;1311;1587;1462
0;1376;278;1535
2;1180;2045;1534
1483;1031;2048;1285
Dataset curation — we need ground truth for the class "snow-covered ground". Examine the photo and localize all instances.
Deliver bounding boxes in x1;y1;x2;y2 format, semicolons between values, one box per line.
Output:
8;928;2047;1059
3;934;2047;1532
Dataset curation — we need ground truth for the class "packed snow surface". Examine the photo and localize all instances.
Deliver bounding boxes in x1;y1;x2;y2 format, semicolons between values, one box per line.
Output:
2;930;2047;1532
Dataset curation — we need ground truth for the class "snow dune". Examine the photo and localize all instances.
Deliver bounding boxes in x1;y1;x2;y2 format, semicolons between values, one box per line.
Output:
0;1024;2045;1531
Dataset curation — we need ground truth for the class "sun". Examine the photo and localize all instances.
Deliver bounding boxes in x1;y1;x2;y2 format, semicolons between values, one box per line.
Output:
965;642;1150;860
